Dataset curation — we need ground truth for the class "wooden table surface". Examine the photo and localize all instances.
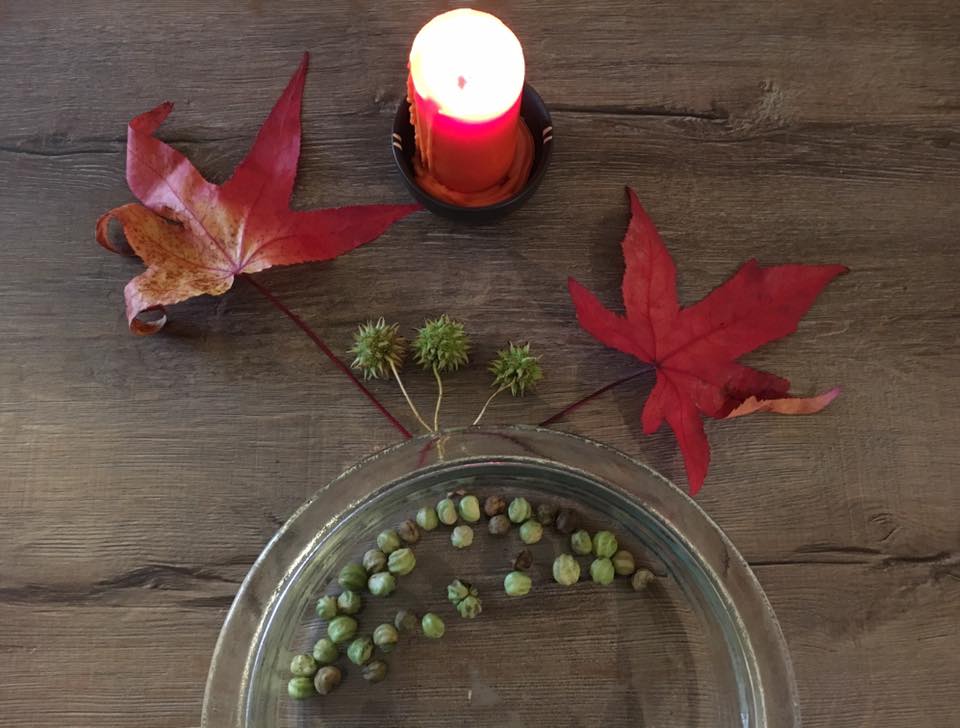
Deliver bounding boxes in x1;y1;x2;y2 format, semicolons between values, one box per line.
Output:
1;1;958;726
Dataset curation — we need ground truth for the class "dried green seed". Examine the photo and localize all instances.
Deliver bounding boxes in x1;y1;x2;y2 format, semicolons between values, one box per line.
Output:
336;589;362;615
451;525;474;549
327;615;358;644
570;529;593;555
590;558;615;585
377;529;402;554
457;595;482;619
362;548;387;574
288;676;315;700
632;568;656;591
504;570;532;597
458;495;481;522
421;612;445;639
553;554;581;586
290;653;318;677
513;548;533;571
519;519;543;544
436;498;458;525
613;550;636;576
362;659;388;683
367;571;397;597
312;638;338;666
488;514;511;536
536;502;557;525
593;530;618;558
373;623;399;653
347;636;374;666
315;595;338;620
416;506;439;531
555;508;579;534
313;665;341;695
395;609;418;634
483;495;506;517
397;519;420;544
338;563;367;591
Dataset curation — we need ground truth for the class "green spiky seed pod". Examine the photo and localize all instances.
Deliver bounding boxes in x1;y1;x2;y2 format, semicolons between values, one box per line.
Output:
413;315;470;372
490;342;543;396
349;318;406;380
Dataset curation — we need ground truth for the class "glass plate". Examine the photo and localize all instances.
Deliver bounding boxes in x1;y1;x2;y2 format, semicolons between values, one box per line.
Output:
202;426;799;727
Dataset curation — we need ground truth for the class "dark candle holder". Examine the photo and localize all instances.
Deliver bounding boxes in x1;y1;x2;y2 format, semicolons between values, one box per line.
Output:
392;83;553;223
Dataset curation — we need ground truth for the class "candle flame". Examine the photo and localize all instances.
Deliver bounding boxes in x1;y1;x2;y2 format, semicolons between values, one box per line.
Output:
409;9;525;123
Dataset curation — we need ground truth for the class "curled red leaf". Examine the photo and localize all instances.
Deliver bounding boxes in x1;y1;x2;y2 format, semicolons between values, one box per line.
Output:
97;53;419;333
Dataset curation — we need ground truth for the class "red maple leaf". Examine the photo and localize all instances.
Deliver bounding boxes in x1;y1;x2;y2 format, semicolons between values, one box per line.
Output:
96;53;419;334
569;188;848;494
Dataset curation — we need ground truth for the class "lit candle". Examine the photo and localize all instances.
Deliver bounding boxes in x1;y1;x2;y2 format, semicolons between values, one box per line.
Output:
408;9;533;205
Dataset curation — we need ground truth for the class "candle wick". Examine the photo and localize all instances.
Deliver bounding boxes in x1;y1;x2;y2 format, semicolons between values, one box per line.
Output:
457;75;467;90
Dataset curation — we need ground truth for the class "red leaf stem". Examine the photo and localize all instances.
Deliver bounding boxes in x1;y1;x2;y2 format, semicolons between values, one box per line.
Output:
243;274;412;440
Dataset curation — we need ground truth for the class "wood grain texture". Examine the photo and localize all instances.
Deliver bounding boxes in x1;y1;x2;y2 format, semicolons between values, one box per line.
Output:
0;0;958;726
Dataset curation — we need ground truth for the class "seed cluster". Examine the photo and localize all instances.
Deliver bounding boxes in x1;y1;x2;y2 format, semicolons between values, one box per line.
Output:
285;489;658;702
285;516;434;700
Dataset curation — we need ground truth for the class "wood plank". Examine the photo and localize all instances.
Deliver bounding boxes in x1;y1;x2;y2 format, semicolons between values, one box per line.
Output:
1;0;958;726
0;0;958;147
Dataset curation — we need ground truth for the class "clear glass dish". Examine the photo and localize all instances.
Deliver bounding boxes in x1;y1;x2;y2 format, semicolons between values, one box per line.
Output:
202;426;799;727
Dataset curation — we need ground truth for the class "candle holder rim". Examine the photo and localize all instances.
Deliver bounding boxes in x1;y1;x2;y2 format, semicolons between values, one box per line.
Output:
391;82;553;223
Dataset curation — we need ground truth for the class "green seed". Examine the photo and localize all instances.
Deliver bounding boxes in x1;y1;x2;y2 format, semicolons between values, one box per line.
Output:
338;563;367;591
593;530;618;558
347;635;374;665
458;495;481;522
373;623;399;653
377;529;402;554
327;615;358;644
457;594;482;619
362;548;387;574
632;568;656;591
287;676;315;700
519;519;543;544
504;570;532;597
613;550;636;576
451;525;474;549
436;498;458;525
416;506;439;531
570;529;593;555
312;638;338;666
507;497;532;524
590;558;615;585
447;578;471;604
488;514;511;536
367;571;397;597
315;595;338;620
387;547;416;575
290;653;318;677
362;659;388;683
421;612;445;639
313;665;341;695
395;609;418;634
397;519;421;544
552;554;581;586
337;589;362;615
